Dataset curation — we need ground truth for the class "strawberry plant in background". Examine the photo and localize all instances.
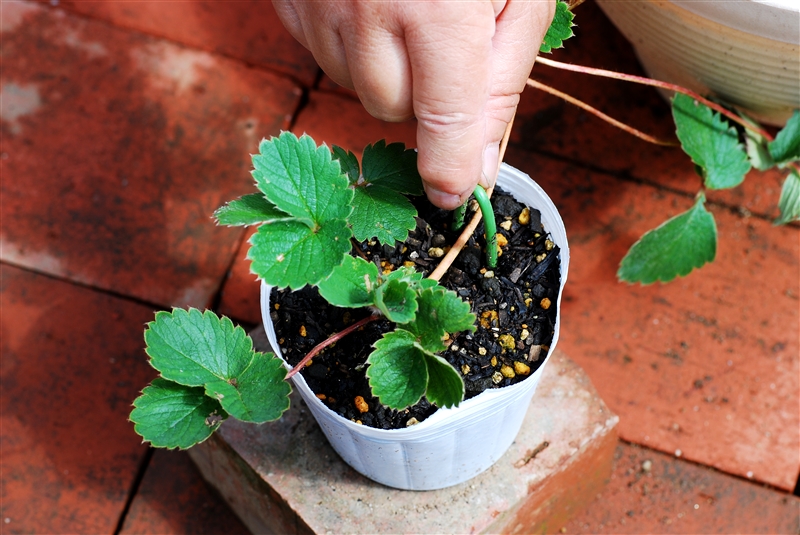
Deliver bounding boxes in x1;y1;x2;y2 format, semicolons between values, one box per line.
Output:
536;0;800;284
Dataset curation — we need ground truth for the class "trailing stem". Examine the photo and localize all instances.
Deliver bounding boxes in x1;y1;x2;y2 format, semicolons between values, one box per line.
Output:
526;79;677;146
286;314;381;379
534;56;775;142
533;57;800;177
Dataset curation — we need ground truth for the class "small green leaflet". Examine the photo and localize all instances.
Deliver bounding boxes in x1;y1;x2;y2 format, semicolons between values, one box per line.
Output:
672;93;751;190
618;194;717;284
317;255;378;308
214;193;290;226
131;378;227;449
362;141;424;195
775;168;800;225
332;145;360;184
247;133;355;288
351;186;418;245
249;219;352;290
540;0;574;53
384;266;437;291
367;325;466;410
367;330;428;409
373;278;417;323
144;309;291;423
407;288;476;352
745;127;775;171
252;132;353;223
145;309;253;385
768;109;800;165
422;353;464;409
350;141;423;245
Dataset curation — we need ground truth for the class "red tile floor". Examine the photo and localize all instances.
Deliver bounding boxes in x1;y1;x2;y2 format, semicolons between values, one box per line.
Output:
2;1;798;533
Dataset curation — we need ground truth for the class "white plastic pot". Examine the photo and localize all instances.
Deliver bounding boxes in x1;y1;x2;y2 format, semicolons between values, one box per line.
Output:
260;163;570;490
596;0;799;126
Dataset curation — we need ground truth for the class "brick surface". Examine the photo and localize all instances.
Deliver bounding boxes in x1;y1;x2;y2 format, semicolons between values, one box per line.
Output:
0;264;158;533
119;450;250;535
1;1;301;308
35;0;318;85
562;443;800;534
502;149;800;490
189;327;618;534
218;90;418;324
516;1;784;219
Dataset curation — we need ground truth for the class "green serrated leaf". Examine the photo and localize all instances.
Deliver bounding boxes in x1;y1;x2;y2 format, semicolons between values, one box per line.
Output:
383;266;425;287
318;255;378;308
362;140;424;195
407;287;476;351
618;194;717;284
768;109;800;165
367;330;428;410
207;351;291;423
422;353;464;409
252;132;354;224
131;378;227;449
775;168;800;225
144;309;291;424
540;0;574;53
351;185;418;245
332;145;360;184
672;94;751;190
214;193;291;227
248;218;352;289
374;278;417;323
145;309;253;386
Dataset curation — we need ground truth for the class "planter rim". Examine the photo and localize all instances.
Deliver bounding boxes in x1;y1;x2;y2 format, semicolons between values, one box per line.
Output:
667;0;799;44
260;163;569;441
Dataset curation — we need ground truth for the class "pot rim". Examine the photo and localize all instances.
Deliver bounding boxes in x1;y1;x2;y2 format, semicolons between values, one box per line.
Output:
666;0;799;44
260;163;569;440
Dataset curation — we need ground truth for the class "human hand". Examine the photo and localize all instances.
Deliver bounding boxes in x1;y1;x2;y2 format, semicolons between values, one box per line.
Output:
273;0;555;209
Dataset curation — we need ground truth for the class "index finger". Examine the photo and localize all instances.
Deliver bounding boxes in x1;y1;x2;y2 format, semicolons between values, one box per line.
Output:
404;2;499;209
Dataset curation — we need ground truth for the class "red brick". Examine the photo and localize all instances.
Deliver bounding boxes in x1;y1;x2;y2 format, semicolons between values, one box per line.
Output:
218;90;418;323
189;332;618;534
516;1;783;218
503;150;799;490
119;450;249;535
0;264;158;533
217;227;260;325
36;0;318;85
562;442;800;534
1;2;302;308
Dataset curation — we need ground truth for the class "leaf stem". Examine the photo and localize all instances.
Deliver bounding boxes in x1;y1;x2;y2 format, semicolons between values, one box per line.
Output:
472;185;497;268
534;56;775;141
526;79;677;147
429;115;514;281
285;314;381;379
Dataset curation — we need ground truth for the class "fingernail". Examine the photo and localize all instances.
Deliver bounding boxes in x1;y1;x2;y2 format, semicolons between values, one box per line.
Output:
424;184;467;210
482;143;500;187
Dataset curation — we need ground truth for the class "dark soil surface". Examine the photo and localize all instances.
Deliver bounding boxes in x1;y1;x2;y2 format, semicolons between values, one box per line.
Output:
270;188;561;430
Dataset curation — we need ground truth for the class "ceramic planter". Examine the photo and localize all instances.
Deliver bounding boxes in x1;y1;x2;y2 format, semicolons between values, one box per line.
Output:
596;0;799;126
260;163;570;490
